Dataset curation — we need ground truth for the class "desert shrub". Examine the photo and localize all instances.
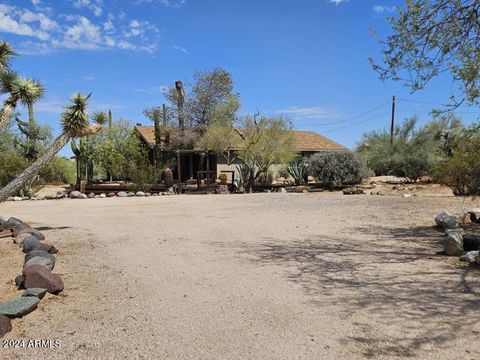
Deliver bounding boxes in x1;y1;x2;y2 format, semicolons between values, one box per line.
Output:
307;151;366;189
257;169;274;186
287;157;308;185
218;173;228;184
0;154;29;188
434;124;480;195
357;116;460;181
39;156;76;184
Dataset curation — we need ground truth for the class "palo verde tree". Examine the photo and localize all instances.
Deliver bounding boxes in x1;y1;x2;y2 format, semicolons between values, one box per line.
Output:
371;0;480;108
0;93;104;202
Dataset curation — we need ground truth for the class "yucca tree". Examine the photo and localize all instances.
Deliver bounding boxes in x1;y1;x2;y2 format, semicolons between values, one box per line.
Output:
0;93;102;202
0;41;16;129
0;41;15;72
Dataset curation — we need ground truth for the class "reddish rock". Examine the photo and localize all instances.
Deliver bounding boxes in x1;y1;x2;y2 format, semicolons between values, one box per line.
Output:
24;265;64;295
0;314;12;337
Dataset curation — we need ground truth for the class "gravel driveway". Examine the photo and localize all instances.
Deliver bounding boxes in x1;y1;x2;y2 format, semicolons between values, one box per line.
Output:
1;193;479;359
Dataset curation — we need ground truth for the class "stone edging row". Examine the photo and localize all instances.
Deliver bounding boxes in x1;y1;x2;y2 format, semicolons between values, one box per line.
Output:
0;217;64;338
435;210;480;262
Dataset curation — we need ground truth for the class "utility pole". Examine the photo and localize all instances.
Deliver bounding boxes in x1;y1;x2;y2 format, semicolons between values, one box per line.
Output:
390;95;396;145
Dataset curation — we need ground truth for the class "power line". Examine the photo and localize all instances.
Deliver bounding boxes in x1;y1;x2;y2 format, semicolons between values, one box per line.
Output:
308;101;389;126
397;97;480;109
321;112;390;134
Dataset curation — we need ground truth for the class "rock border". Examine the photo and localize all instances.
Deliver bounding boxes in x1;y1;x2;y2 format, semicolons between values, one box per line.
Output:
434;210;480;263
0;217;64;338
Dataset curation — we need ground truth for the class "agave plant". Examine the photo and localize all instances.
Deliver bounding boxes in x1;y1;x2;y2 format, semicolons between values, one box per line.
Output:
0;93;103;202
286;157;308;185
234;162;252;192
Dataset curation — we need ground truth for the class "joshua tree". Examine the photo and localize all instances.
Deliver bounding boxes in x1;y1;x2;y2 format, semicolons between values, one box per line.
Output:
0;41;15;72
0;93;103;202
13;78;46;160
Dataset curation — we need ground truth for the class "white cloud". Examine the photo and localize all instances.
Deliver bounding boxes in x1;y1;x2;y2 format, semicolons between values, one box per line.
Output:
72;0;103;17
133;85;169;94
0;8;49;40
20;10;58;31
373;5;396;14
0;3;160;55
328;0;349;4
134;0;186;8
174;45;187;53
31;0;41;6
276;106;339;119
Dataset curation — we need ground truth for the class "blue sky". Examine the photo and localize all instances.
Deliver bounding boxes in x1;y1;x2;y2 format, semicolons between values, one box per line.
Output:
1;0;479;155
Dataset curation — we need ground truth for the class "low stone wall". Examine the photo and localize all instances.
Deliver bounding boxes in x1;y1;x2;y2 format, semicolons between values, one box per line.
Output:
0;217;64;338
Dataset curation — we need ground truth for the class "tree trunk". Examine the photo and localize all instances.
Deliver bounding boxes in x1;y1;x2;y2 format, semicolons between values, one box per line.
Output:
28;102;35;125
0;103;14;129
0;132;70;202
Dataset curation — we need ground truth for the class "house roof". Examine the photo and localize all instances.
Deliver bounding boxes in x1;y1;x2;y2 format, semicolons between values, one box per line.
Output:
134;125;346;152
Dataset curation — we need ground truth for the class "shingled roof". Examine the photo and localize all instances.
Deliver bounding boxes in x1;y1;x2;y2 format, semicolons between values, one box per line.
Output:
134;125;346;152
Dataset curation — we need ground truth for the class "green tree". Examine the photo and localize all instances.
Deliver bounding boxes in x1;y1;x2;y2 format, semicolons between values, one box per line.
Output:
371;0;480;108
165;68;239;132
0;93;103;202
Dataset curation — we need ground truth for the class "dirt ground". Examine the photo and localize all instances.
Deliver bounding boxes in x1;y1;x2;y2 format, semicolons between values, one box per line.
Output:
1;192;480;359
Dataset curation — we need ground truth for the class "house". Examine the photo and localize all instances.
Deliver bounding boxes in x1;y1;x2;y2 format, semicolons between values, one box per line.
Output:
134;125;346;182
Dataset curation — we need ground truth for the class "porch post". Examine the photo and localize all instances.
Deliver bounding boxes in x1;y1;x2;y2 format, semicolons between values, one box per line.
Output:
176;149;182;194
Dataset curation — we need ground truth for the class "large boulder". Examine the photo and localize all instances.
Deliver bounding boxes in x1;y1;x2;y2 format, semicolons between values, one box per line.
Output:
24;256;55;271
444;233;464;256
12;225;45;240
25;250;55;264
460;251;480;263
21;236;40;252
24;265;64;295
0;314;12;337
22;238;57;254
0;217;23;231
13;233;36;245
117;191;128;198
435;212;460;230
0;297;39;318
69;191;82;199
136;191;145;197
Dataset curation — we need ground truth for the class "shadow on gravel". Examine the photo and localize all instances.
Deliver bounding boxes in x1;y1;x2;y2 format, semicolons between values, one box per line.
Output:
36;226;72;231
235;225;480;357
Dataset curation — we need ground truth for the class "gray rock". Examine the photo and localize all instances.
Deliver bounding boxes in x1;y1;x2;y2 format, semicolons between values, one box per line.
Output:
13;233;35;245
278;187;287;193
136;191;145;197
79;193;88;199
15;275;25;289
145;192;152;197
22;288;47;300
25;250;55;264
69;191;82;199
56;191;67;199
460;251;480;263
94;195;100;198
0;314;12;337
0;217;23;230
22;240;57;254
24;256;55;271
99;193;106;198
21;236;40;252
0;297;39;318
87;192;95;198
13;196;22;201
13;227;45;241
117;191;128;198
444;233;464;256
128;192;135;197
435;212;460;230
151;193;159;196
